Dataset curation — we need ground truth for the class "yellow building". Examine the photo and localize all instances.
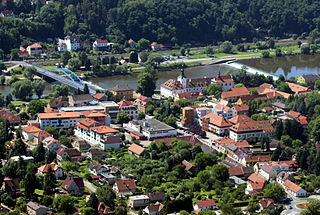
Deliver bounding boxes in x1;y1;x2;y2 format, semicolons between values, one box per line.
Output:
111;84;133;100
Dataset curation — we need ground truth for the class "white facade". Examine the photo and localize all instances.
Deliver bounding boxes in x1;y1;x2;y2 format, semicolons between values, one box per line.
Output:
128;195;150;208
229;130;265;141
259;168;277;180
119;106;138;119
57;43;67;52
58;36;80;51
211;77;235;91
38;117;81;129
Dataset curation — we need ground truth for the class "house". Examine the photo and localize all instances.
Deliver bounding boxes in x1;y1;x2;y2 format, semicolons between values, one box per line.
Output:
88;147;106;160
232;104;249;116
259;199;275;210
134;96;149;113
283;179;307;197
246;181;265;195
182;160;195;172
297;74;320;86
287;82;311;95
113;179;137;196
0;10;14;17
26;202;47;215
68;94;96;106
200;113;232;135
37;162;64;178
118;100;138;119
228;114;274;141
71;137;90;151
228;166;254;179
193;200;216;211
33;130;51;144
26;43;42;56
128;39;136;48
128;143;146;157
97;202;113;215
74;118;121;150
93;93;107;101
285;111;308;126
93;40;112;51
57;42;67;52
61;177;85;194
81;110;111;125
143;202;164;215
22;126;42;141
259;165;277;180
58;36;81;51
148;191;166;203
37;112;82;129
211;74;235;91
89;161;108;175
221;87;250;102
111;85;134;100
42;136;61;151
47;96;69;109
240;155;272;166
128;195;150;208
0;109;20;126
99;101;120;122
56;148;83;162
276;171;296;185
1;177;20;196
125;118;177;140
151;42;160;51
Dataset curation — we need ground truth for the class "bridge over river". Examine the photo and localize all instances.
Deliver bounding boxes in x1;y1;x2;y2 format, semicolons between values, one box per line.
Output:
7;61;99;94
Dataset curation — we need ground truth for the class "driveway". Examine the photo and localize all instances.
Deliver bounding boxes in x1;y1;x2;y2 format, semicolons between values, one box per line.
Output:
84;180;97;192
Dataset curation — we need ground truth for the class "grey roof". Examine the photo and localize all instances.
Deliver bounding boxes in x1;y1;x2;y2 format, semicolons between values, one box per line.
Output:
302;74;320;83
135;118;176;132
111;84;132;92
229;176;246;185
71;94;93;101
272;102;288;109
27;202;46;211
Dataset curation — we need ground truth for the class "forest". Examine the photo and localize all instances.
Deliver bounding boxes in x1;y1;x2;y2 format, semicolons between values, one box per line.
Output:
1;0;320;53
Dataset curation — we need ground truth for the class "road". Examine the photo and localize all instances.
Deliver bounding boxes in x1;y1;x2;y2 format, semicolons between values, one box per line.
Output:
84;179;97;192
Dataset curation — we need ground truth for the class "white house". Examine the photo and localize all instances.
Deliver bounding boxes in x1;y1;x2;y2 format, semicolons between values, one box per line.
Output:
89;161;108;175
193;200;216;211
93;39;112;51
259;165;277;180
118;100;138;119
37;112;82;129
58;36;80;51
37;162;64;178
128;195;150;208
27;202;47;215
283;179;307;197
22;126;42;141
113;180;137;196
57;42;67;52
125;117;177;140
42;137;61;151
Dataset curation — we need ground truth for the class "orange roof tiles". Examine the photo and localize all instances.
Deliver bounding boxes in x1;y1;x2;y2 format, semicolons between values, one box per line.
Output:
81;110;106;118
78;118;102;128
201;113;232;127
22;126;42;133
213;75;233;83
115;179;137;191
93;93;106;100
233;104;249;112
221;87;250;99
118;100;134;108
92;126;118;134
215;137;236;145
28;43;42;49
248;173;267;183
284;179;303;193
250;181;265;190
245;155;272;163
128;143;145;155
38;112;81;119
34;130;51;138
195;200;216;207
287;82;311;94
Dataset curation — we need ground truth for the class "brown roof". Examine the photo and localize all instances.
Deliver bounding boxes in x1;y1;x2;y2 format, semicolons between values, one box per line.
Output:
128;143;145;155
195;200;216;208
228;166;254;177
215;137;236;145
233;104;249;112
161;77;213;90
38;112;81;119
201;113;232;127
103;135;122;144
22;126;42;133
38;162;61;173
182;160;194;171
221;87;250;99
115;179;136;191
56;148;81;157
284;179;303;193
248;173;267;183
213;75;233;83
71;94;93;101
0;111;20;123
259;199;274;209
34;130;51;138
148;191;166;202
49;96;68;108
145;202;164;213
61;177;84;191
250;181;265;190
111;85;132;92
27;202;46;211
2;177;20;192
244;155;272;163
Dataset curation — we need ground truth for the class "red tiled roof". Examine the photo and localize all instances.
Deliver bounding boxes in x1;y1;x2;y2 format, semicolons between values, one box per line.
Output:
233;104;249;112
221;87;250;99
95;40;109;43
22;126;42;133
78;118;102;128
195;200;216;208
259;199;274;209
28;43;42;49
245;155;272;163
81;110;106;118
92;126;118;134
287;111;301;118
201;113;232;127
118;100;134;108
284;179;303;193
287;82;311;94
38;112;81;119
213;75;234;83
34;130;51;138
128;143;145;155
93;93;106;100
0;111;20;123
215;137;236;145
115;179;136;191
250;181;265;190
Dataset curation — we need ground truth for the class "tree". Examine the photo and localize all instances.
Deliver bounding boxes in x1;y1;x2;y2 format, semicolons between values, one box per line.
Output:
80;207;95;215
210;164;229;182
267;38;275;49
180;47;186;56
137;112;146;120
21;164;37;199
309;116;320;142
277;82;293;93
96;185;116;208
247;202;260;213
0;75;5;85
116;112;130;124
274;120;284;139
0;63;6;73
28;100;45;116
32;79;45;98
43;166;56;195
12;79;33;100
129;52;138;63
51;85;69;97
301;200;320;215
204;83;222;98
33;142;45;163
114;198;127;215
275;49;282;57
23;67;36;80
62;51;72;65
136;65;157;97
314;80;320;90
53;195;76;214
68;57;81;70
136;38;150;51
262;51;270;58
194;152;217;172
220;41;233;53
8;138;27;157
263;182;285;202
146;53;164;67
301;45;311;54
87;193;99;209
44;126;59;138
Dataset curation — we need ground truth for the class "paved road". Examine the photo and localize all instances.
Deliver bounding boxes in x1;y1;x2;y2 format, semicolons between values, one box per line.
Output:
84;179;97;192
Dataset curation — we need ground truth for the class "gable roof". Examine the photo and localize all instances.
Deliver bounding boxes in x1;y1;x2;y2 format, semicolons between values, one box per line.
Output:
61;177;84;191
221;87;250;98
111;84;132;92
115;179;136;191
28;43;42;49
259;198;274;209
34;130;51;138
287;82;310;94
284;179;304;193
93;93;107;100
201;113;232;127
148;191;166;202
250;181;265;190
195;200;216;208
71;94;94;101
118;100;134;108
22;126;42;133
38;162;61;173
248;173;267;183
128;143;145;155
233;104;249;112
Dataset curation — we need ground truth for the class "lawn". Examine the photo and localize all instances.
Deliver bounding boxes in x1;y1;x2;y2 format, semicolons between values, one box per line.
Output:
34;189;44;196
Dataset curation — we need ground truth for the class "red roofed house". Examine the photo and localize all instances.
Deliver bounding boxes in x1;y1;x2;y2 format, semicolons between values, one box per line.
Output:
287;82;311;95
285;111;308;126
61;177;84;194
33;130;51;144
193;200;216;211
37;162;63;178
42;136;61;150
93;93;107;101
232;104;249;116
246;174;266;195
240;155;272;166
21;126;42;141
0;109;20;126
259;199;275;210
93;39;112;51
74;118;121;150
113;179;137;196
221;87;250;102
26;43;42;56
128;143;146;157
118;100;138;119
283;179;307;197
56;148;83;162
200;113;232;135
211;74;235;91
37;112;82;129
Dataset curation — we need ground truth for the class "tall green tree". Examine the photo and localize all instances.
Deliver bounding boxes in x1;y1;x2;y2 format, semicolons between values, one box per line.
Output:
32;79;45;99
136;65;157;97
